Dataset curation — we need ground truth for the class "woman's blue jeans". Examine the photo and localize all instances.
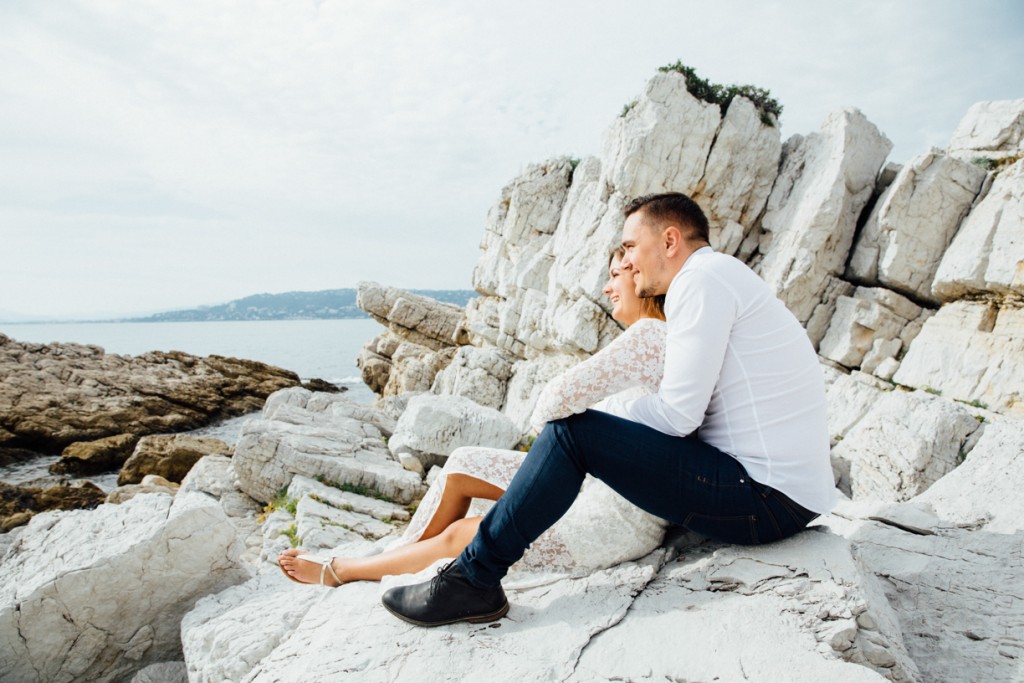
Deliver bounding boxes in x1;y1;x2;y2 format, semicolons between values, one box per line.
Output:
458;409;818;588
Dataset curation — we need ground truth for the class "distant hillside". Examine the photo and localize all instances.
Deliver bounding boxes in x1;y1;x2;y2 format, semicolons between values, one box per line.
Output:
125;288;477;322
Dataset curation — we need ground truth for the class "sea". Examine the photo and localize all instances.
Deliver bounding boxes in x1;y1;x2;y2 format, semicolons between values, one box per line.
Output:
0;318;384;490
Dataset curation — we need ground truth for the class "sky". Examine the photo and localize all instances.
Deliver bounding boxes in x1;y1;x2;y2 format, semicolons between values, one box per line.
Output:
1;0;1022;321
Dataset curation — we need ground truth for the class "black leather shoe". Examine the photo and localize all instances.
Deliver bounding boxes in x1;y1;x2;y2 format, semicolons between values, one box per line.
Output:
381;561;509;627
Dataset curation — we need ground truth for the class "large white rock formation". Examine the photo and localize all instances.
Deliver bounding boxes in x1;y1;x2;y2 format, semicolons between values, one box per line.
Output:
0;488;247;682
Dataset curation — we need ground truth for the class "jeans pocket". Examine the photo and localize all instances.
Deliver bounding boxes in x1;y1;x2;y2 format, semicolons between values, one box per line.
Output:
683;512;759;545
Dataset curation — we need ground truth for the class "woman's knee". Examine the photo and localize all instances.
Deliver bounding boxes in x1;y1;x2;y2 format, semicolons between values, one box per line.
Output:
438;517;481;554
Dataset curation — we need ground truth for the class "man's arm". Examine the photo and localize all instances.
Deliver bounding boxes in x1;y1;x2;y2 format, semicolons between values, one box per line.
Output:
604;267;736;437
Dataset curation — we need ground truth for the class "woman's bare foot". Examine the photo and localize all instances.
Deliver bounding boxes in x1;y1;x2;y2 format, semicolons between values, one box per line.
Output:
278;548;347;586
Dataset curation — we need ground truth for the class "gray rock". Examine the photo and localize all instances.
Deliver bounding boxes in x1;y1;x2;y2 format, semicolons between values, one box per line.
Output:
0;490;248;683
892;301;1024;414
756;108;892;345
232;389;424;505
848;149;987;304
388;394;522;460
830;390;981;502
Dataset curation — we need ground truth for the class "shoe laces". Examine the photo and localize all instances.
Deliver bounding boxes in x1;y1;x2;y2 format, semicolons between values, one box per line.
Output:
429;560;457;597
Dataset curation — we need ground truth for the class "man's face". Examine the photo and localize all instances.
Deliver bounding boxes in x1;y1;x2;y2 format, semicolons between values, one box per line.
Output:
620;211;668;298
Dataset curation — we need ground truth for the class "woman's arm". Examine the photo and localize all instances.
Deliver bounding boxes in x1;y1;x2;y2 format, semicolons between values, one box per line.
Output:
529;318;665;433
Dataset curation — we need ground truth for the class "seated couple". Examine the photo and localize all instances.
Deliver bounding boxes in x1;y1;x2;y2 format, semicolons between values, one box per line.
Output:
283;192;837;629
280;245;670;586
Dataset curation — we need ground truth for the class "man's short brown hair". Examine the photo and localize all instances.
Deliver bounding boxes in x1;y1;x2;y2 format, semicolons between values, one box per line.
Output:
623;192;710;244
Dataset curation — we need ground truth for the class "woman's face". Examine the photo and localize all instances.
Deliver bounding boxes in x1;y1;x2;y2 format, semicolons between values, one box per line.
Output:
603;255;642;326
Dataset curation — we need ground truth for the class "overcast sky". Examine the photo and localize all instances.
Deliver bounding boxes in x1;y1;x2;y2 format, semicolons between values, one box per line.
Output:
2;0;1022;320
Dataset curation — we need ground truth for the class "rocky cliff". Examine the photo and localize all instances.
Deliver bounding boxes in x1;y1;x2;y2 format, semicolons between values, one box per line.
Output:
1;72;1021;682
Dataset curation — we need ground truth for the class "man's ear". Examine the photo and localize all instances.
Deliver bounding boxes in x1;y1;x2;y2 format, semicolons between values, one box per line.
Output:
662;225;683;257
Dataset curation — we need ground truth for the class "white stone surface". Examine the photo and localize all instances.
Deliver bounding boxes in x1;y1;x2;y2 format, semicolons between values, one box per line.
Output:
601;71;721;200
431;345;515;409
130;662;187;683
830;390;982;502
932;159;1024;301
757;109;892;345
356;281;468;350
695;95;782;256
948;99;1024;159
851;516;1024;682
233;389;424;505
388;393;522;459
893;301;1024;415
913;417;1024;533
848;149;987;303
0;490;247;683
818;287;926;369
572;530;917;682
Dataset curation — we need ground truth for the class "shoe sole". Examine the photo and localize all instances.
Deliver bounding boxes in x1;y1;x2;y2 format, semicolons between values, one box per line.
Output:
382;600;510;628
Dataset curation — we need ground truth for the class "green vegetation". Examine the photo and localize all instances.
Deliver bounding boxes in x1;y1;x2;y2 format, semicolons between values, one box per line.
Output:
516;435;537;453
971;153;1023;174
657;61;782;126
923;386;942;396
280;524;301;548
620;98;639;118
264;488;298;516
315;476;397;504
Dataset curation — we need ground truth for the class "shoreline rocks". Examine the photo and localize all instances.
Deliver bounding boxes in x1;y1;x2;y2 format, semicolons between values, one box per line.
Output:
0;334;304;457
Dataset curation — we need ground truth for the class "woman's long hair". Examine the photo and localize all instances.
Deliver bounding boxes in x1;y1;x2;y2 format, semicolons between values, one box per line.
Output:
611;248;666;321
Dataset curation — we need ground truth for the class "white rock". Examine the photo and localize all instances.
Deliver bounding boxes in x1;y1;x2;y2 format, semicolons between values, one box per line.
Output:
356;281;468;349
0;491;247;683
293;495;396;550
818;287;924;369
932;158;1024;301
893;301;1024;414
848;149;987;303
913;417;1024;533
830;390;981;502
695;95;782;256
286;474;409;522
130;662;187;683
500;355;578;431
822;366;889;445
948;99;1024;159
601;71;721;200
431;345;515;409
181;570;328;683
572;530;917;682
179;455;264;563
233;395;424;505
388;394;522;459
757;109;892;345
851;513;1024;682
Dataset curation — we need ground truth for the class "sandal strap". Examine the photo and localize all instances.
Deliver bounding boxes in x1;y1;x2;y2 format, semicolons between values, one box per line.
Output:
324;558;342;586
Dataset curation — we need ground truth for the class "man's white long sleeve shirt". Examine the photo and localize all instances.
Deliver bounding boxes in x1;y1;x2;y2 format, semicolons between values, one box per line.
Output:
604;247;837;514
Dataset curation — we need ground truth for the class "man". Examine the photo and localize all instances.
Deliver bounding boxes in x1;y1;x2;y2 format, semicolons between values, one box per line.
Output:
382;192;837;627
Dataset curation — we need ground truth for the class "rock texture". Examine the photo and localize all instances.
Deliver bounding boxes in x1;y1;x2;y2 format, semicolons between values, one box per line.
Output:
0;487;248;682
117;434;232;485
232;387;423;505
0;480;106;531
0;334;302;455
848;149;988;304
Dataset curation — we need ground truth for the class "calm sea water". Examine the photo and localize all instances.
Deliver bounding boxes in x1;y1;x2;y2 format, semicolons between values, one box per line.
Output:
1;318;384;488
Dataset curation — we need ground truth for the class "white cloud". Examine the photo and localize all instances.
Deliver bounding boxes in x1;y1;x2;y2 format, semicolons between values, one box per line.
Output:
1;0;1022;318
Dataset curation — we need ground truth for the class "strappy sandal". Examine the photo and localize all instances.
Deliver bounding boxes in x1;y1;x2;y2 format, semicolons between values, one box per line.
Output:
279;553;343;586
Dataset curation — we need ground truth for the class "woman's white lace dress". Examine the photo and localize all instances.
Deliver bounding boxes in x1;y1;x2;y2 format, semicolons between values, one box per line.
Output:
387;318;668;587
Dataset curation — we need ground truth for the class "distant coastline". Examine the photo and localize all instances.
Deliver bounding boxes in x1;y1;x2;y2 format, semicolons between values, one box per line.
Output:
0;288;477;324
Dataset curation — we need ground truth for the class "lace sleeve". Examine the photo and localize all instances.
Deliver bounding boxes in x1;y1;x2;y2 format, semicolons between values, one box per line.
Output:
529;318;666;433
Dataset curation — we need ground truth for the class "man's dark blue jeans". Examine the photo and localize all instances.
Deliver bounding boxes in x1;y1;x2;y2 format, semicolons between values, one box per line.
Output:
457;409;819;588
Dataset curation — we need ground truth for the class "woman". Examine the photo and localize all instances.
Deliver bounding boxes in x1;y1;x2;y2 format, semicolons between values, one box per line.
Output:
280;251;667;586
